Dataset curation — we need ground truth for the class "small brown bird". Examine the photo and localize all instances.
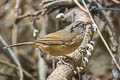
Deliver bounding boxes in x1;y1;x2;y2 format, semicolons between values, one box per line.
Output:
4;21;87;56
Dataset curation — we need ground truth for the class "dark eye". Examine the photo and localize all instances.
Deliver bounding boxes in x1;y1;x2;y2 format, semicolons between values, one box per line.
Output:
80;22;89;28
70;21;81;32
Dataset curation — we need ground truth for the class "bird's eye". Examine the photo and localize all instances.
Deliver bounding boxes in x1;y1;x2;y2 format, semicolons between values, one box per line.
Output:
80;22;89;28
66;21;85;32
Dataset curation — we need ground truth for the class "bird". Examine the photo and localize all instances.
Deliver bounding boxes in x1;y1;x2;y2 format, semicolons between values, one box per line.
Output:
4;21;88;56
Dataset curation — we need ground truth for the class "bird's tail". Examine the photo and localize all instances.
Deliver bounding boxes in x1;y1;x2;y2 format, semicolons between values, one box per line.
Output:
3;42;35;49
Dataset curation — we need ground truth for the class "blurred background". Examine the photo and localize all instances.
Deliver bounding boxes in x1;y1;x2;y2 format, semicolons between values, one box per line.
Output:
0;0;120;80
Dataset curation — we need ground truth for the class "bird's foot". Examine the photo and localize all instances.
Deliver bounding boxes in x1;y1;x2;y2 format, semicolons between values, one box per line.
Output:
57;56;76;70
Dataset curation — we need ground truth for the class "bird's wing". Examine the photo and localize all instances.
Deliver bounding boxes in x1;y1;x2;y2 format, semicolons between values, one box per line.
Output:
34;34;64;45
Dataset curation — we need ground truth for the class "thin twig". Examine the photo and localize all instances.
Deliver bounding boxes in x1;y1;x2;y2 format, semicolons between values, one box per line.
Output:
0;72;16;78
73;0;88;13
12;0;24;80
79;0;120;71
16;9;46;23
0;35;24;80
95;1;120;79
0;59;36;80
111;0;120;4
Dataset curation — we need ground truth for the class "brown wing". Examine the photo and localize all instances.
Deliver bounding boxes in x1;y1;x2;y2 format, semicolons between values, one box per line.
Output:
34;29;76;45
34;34;64;45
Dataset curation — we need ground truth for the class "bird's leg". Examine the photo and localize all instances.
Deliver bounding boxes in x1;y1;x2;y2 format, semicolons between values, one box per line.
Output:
57;56;67;64
57;56;74;69
57;56;77;70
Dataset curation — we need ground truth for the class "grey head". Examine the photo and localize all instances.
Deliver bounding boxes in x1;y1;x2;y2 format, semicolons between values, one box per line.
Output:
65;21;88;33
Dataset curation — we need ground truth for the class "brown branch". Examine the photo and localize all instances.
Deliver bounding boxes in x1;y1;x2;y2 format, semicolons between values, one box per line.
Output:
11;0;73;23
41;0;73;13
12;0;76;23
16;9;46;23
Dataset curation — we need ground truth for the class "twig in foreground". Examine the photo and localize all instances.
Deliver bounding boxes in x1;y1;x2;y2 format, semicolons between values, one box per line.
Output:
73;0;88;13
94;1;120;79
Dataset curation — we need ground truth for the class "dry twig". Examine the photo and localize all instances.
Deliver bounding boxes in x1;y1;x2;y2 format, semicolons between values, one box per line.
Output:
94;1;120;79
0;35;24;80
11;0;24;80
73;0;88;13
0;59;36;80
80;0;120;71
111;0;120;4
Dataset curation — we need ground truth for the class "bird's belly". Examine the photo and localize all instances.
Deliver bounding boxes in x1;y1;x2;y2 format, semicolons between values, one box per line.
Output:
37;42;81;56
